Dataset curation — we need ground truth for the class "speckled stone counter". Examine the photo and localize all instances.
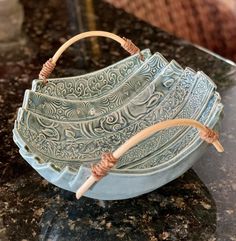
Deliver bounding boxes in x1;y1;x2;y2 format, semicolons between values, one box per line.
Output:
0;0;236;240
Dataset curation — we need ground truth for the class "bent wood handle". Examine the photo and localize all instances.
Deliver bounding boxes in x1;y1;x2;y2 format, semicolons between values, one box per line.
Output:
39;31;142;83
76;118;224;200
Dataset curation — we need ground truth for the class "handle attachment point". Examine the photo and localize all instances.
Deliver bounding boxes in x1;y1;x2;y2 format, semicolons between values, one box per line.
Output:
39;58;56;84
121;37;143;60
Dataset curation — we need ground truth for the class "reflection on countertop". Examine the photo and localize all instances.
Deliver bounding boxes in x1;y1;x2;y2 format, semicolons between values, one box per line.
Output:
0;0;235;240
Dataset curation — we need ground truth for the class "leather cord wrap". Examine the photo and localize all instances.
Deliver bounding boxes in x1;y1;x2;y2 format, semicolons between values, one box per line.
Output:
200;127;219;144
122;37;144;60
91;152;117;180
38;58;56;84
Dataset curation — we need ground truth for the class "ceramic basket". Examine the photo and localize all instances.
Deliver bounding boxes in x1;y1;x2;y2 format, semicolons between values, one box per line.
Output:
13;31;224;200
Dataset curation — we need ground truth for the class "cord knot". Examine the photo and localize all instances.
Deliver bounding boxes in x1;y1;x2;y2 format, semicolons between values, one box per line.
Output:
39;58;56;84
91;153;117;180
200;127;219;144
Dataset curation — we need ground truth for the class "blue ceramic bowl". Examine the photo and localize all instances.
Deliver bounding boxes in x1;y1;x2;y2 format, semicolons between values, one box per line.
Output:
13;49;223;200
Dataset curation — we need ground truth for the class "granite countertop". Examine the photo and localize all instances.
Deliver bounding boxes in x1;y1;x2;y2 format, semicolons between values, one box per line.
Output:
0;0;236;240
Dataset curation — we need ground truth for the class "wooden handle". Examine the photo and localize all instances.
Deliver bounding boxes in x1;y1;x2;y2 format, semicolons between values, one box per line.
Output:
39;31;142;83
76;118;224;199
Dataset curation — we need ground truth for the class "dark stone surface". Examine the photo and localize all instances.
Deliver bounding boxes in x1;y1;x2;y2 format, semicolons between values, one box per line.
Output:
0;0;235;240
